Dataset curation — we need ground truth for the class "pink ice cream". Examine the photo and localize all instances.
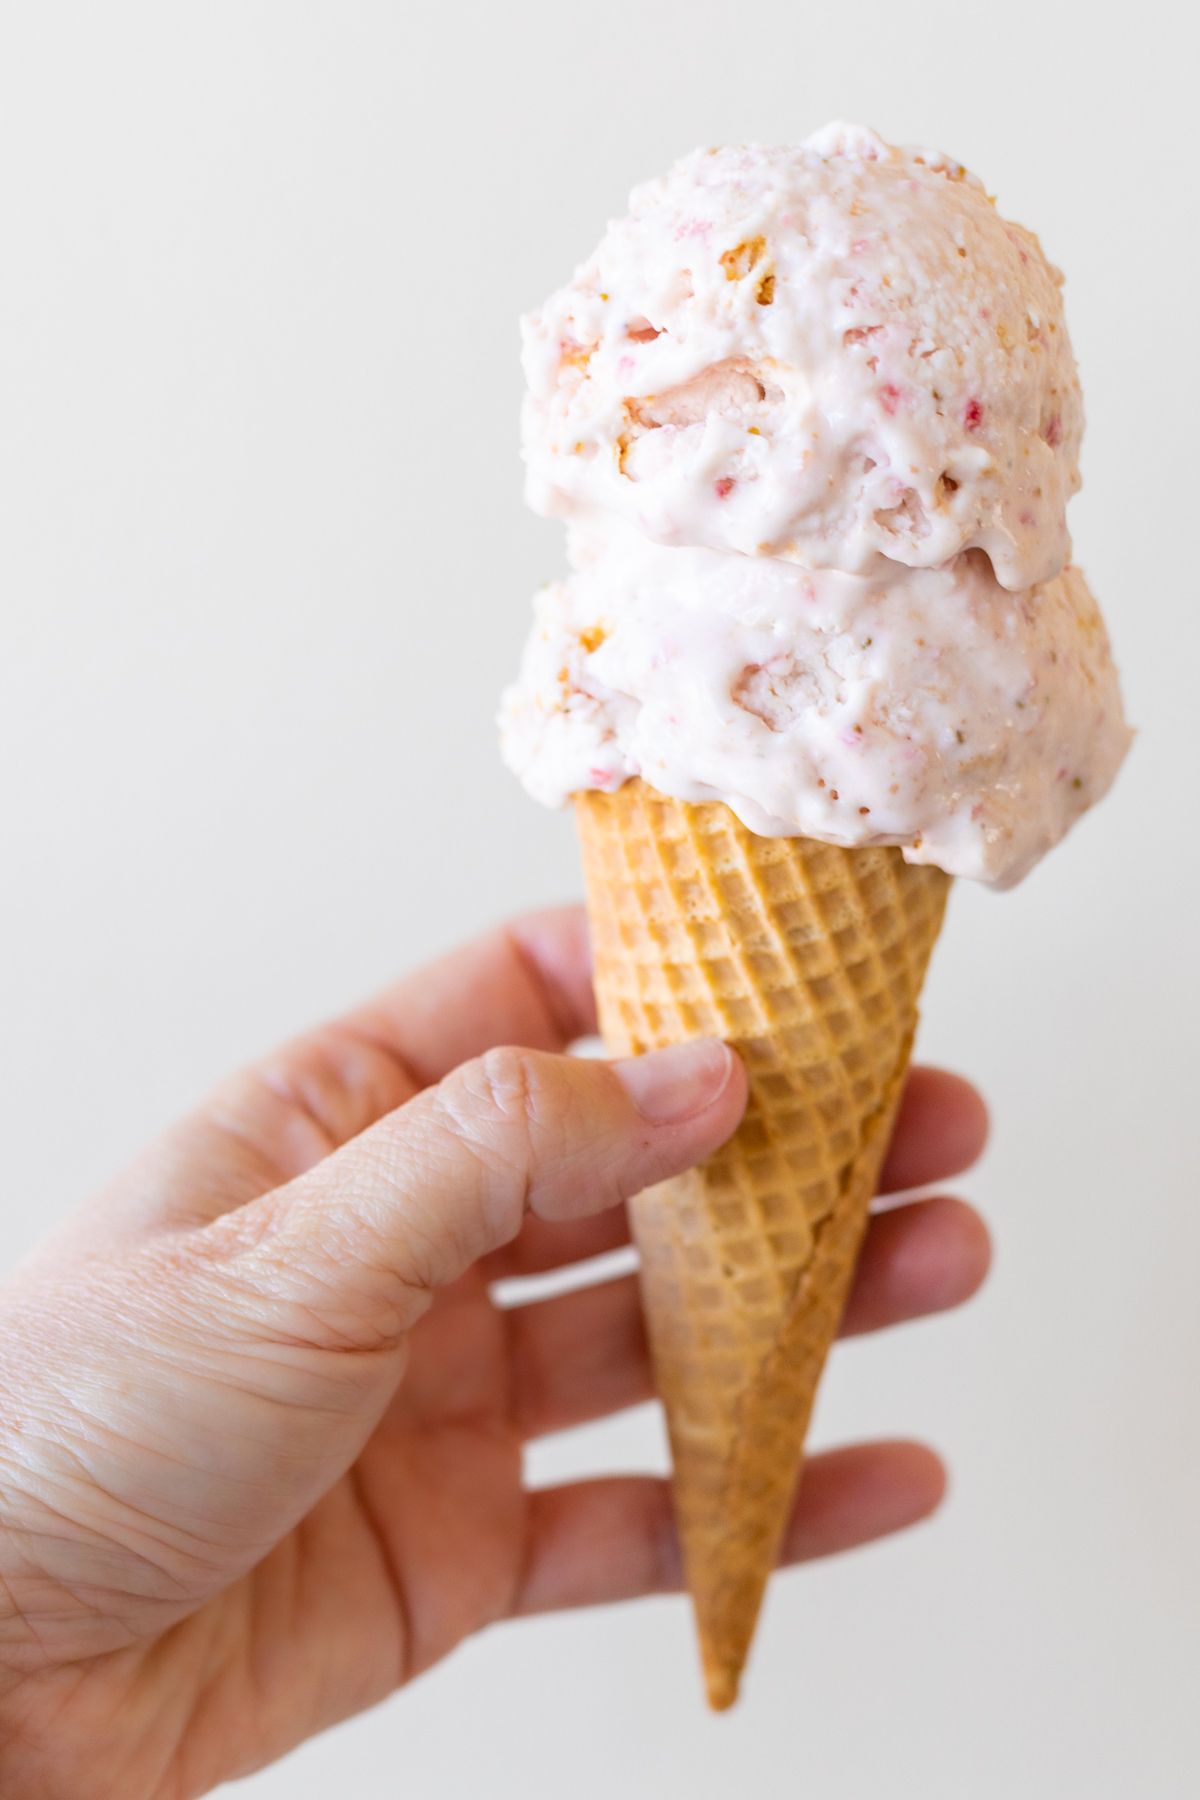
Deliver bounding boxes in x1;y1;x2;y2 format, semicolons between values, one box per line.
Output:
522;123;1082;588
502;125;1129;886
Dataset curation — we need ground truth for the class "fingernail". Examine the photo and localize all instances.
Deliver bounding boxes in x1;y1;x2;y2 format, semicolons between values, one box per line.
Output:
613;1039;734;1124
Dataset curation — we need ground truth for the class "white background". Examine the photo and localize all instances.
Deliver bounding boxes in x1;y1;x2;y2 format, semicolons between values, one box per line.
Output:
2;3;1197;1795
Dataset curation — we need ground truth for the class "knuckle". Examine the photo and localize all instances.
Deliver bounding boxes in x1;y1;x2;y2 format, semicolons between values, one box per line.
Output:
473;1045;543;1129
442;1046;547;1169
435;1045;561;1225
251;1026;418;1154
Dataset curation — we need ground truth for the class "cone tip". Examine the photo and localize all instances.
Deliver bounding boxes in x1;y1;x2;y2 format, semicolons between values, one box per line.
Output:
704;1664;741;1712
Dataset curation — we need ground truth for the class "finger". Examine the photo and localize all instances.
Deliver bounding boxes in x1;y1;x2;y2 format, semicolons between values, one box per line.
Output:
838;1196;992;1336
511;1441;945;1616
878;1068;989;1194
73;906;599;1245
216;904;600;1172
491;1064;988;1283
484;1202;632;1281
199;1039;748;1357
778;1440;947;1562
508;1196;990;1439
339;905;597;1091
508;1269;649;1439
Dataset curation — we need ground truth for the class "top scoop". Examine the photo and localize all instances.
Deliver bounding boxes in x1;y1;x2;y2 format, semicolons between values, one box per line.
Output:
503;125;1129;887
522;123;1083;589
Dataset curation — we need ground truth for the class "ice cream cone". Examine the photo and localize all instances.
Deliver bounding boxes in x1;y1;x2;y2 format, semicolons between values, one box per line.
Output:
576;779;950;1709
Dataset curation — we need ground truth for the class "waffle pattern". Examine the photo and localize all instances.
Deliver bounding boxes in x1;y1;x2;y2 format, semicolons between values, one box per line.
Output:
576;781;949;1709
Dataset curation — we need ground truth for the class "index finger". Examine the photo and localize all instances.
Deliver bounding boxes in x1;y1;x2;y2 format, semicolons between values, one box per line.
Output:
66;907;599;1246
343;903;597;1086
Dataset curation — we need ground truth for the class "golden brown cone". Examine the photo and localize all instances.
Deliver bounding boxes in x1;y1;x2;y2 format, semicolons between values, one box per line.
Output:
575;781;950;1709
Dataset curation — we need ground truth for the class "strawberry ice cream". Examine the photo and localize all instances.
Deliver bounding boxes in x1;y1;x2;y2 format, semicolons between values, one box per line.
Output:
502;124;1129;887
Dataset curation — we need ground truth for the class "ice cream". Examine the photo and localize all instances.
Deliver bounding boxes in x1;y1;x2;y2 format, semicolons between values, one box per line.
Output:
499;125;1128;1710
500;530;1125;888
521;123;1083;588
504;124;1129;880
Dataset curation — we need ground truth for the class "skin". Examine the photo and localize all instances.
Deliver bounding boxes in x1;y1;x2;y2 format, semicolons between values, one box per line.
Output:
0;905;990;1798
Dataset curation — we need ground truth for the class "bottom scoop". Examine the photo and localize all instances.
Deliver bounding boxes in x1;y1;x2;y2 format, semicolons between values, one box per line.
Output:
500;534;1129;888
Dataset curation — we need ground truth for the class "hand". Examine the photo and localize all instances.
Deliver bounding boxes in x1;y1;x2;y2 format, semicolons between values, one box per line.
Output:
0;906;989;1798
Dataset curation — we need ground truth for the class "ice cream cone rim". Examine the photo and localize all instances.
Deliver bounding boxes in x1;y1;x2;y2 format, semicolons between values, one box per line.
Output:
594;779;949;1121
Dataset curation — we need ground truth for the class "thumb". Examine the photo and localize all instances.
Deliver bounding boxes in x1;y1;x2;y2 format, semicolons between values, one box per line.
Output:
203;1038;746;1355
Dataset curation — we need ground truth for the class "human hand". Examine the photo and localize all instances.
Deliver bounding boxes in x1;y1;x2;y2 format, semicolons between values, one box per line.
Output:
0;906;989;1797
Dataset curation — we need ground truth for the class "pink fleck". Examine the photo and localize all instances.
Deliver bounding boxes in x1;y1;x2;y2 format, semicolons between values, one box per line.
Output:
851;237;870;254
1019;509;1036;527
964;397;984;431
840;728;865;748
879;383;902;416
1042;413;1063;447
617;354;635;375
588;765;618;789
674;217;711;240
714;477;736;499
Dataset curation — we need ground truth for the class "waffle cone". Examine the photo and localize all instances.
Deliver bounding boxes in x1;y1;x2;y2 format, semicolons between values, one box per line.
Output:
575;780;950;1709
